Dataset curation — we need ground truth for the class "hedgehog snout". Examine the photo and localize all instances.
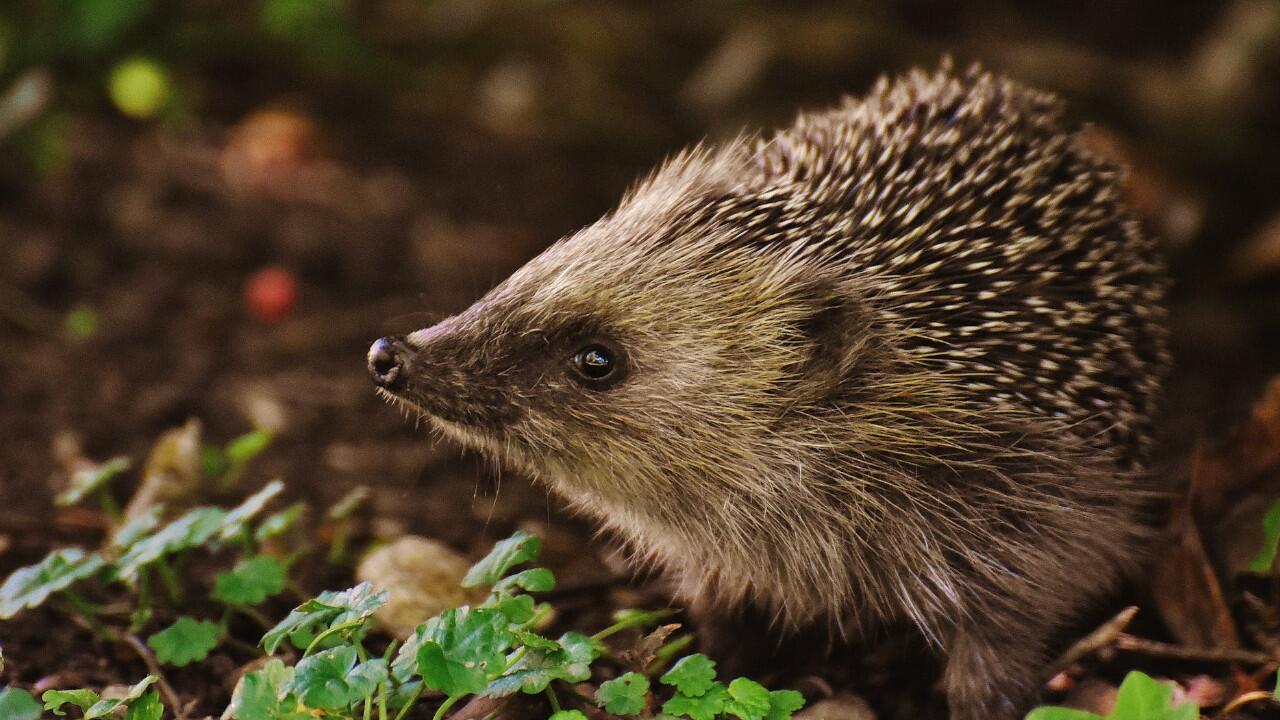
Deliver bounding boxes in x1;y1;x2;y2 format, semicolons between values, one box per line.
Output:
368;335;408;390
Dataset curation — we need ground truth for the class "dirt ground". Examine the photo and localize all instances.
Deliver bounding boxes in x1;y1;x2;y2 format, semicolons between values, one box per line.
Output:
3;2;1280;718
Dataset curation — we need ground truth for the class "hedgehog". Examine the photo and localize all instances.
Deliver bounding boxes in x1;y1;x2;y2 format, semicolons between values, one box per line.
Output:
368;64;1169;720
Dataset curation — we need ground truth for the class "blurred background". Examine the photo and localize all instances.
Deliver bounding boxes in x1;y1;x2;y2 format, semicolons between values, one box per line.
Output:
1;0;1280;683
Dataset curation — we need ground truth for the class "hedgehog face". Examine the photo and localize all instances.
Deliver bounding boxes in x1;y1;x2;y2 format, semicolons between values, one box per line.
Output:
371;221;871;529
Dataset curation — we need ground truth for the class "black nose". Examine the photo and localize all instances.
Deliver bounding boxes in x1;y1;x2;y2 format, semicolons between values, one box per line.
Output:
368;336;406;389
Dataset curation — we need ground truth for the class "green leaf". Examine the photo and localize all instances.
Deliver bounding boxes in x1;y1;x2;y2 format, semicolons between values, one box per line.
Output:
327;486;369;520
0;548;105;619
43;688;101;716
549;712;589;720
148;617;219;666
111;507;164;549
255;502;305;542
1025;709;1100;720
213;555;287;606
662;683;729;720
660;654;718;697
484;631;598;698
462;531;541;588
415;607;514;696
226;430;274;465
491;567;555;595
492;594;537;624
261;582;387;653
1110;671;1190;719
725;678;771;720
115;507;227;581
0;687;42;720
56;456;130;506
597;672;649;715
288;646;386;711
220;480;286;541
1250;498;1280;572
45;677;157;719
764;689;805;720
227;658;295;720
126;690;164;720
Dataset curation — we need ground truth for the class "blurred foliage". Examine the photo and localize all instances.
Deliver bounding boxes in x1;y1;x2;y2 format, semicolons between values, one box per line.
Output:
0;0;382;172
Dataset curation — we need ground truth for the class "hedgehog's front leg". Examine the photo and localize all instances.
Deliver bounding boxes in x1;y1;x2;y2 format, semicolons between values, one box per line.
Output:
943;626;1047;720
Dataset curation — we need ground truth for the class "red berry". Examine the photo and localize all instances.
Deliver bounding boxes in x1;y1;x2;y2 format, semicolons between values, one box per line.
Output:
246;266;297;325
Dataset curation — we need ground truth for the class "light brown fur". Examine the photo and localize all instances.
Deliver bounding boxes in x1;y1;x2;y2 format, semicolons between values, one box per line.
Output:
374;64;1169;719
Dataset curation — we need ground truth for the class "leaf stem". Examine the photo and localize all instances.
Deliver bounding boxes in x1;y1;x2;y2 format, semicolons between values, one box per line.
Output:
391;684;425;720
303;619;367;657
431;695;461;720
592;609;676;641
544;686;561;713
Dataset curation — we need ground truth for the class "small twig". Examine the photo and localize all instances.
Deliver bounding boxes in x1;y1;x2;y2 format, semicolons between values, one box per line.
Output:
121;633;186;720
1114;633;1274;666
1214;690;1275;718
1052;605;1139;672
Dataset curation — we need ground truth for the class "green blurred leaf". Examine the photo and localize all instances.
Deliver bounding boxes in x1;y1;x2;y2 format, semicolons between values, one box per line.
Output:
220;480;285;541
1250;498;1280;572
148;617;219;666
115;507;226;581
56;456;130;506
0;548;105;619
226;430;274;465
0;687;42;720
126;690;164;720
213;554;287;606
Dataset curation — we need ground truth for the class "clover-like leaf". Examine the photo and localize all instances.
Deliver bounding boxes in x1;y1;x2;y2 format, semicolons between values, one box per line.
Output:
725;678;771;720
1;548;105;619
660;654;717;697
115;507;227;581
764;689;806;720
597;672;649;715
148;616;219;666
45;676;157;719
1026;671;1198;720
261;583;387;653
43;688;101;716
484;631;598;698
0;687;42;720
213;555;286;606
662;682;729;720
226;658;295;720
549;712;589;720
289;646;386;711
56;456;131;507
492;594;537;624
462;531;541;588
415;607;514;697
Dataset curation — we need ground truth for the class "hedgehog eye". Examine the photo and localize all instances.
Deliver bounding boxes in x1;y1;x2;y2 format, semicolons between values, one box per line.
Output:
570;343;624;387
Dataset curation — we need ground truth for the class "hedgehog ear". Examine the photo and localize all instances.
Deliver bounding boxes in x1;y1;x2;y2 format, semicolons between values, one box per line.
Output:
794;280;875;397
